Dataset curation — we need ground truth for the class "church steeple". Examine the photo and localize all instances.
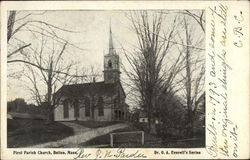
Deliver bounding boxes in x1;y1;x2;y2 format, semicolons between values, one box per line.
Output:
103;23;120;84
109;22;115;55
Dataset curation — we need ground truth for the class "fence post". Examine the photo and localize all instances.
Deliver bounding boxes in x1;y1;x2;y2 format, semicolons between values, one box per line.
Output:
110;134;113;147
141;131;144;145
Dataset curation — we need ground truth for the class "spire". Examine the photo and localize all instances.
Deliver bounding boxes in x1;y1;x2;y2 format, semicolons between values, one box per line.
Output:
109;20;115;54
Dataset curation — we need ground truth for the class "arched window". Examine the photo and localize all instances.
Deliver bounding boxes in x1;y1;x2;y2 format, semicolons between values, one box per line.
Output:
85;97;90;117
108;60;112;68
98;96;104;116
114;98;118;108
117;90;120;106
63;99;69;118
73;99;79;118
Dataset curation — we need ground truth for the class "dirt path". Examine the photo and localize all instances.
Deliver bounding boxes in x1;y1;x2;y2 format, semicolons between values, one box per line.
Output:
59;122;91;134
29;123;128;148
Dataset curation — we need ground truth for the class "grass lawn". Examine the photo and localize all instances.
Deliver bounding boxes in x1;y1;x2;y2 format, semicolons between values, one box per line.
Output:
73;120;119;128
7;119;74;148
162;138;205;148
80;124;165;148
80;123;205;148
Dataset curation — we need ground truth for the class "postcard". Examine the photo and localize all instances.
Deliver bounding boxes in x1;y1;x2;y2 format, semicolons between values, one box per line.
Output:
0;1;249;159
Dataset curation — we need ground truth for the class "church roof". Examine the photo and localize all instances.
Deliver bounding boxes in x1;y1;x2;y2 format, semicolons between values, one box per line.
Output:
55;81;123;98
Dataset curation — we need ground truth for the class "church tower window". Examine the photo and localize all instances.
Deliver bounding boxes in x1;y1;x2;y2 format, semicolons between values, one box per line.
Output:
108;60;112;68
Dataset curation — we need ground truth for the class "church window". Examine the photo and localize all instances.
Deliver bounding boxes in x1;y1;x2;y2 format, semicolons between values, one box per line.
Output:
85;97;90;117
98;96;104;116
115;110;118;119
73;99;79;118
63;99;69;118
108;60;112;68
117;90;120;105
114;98;117;108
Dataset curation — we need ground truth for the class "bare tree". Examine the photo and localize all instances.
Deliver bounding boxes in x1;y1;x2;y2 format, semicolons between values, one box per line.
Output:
7;11;91;122
178;16;205;137
22;35;79;123
121;11;185;134
7;11;83;66
161;10;205;33
80;65;102;83
182;10;205;32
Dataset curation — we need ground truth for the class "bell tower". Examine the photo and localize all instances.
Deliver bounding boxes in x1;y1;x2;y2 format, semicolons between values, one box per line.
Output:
103;25;120;83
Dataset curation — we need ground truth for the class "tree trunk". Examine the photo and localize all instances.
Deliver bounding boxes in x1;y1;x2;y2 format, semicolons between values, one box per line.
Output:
148;102;157;134
7;11;16;42
184;18;193;138
46;66;53;124
185;111;194;138
46;104;54;124
149;117;157;134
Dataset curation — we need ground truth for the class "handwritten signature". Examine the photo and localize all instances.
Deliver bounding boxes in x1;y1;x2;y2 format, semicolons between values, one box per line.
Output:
73;148;147;159
233;11;244;48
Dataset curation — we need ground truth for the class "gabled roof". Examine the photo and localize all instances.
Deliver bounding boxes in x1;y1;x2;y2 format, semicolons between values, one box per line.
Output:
55;81;125;98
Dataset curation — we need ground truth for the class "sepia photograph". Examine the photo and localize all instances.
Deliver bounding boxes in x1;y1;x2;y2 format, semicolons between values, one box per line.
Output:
6;10;206;148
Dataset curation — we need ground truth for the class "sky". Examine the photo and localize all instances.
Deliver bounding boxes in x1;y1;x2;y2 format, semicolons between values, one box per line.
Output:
7;10;205;108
